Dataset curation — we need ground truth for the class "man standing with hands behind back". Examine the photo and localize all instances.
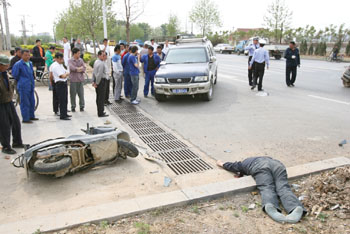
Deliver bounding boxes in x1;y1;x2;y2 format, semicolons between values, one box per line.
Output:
92;51;109;117
284;41;300;87
51;52;71;120
245;37;259;86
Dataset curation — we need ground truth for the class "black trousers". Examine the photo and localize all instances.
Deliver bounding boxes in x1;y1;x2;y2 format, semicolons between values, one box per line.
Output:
286;66;297;86
56;82;68;118
52;82;59;113
112;72;116;95
105;79;110;103
248;56;255;85
0;102;22;149
96;79;106;116
253;62;265;91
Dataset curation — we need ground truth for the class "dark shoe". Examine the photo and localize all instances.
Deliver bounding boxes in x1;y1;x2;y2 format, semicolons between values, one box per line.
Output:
54;112;60;116
22;120;33;124
80;108;84;112
251;85;256;90
30;118;39;121
98;113;109;118
2;147;16;155
291;84;295;87
144;95;148;98
249;82;253;86
66;115;72;118
71;108;76;112
60;117;71;120
105;101;112;105
151;93;155;97
258;89;264;92
126;96;131;99
12;143;24;149
67;110;71;112
115;99;123;103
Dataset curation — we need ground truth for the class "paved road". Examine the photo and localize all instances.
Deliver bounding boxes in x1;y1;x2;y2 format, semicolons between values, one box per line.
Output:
138;54;350;166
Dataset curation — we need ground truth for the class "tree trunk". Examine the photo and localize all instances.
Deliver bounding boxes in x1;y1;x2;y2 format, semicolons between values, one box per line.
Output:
0;13;5;51
126;18;130;43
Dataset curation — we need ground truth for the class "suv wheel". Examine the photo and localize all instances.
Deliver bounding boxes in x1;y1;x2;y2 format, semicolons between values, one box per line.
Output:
155;93;166;102
214;71;218;85
202;81;214;101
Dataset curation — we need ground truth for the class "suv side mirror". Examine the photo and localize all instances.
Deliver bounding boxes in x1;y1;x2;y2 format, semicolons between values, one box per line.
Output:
160;61;166;66
210;56;216;63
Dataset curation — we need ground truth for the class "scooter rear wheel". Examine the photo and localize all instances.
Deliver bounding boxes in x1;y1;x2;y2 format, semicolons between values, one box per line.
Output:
33;156;72;174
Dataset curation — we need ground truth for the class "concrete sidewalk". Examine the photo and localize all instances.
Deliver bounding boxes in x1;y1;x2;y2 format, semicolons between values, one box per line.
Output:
1;157;349;234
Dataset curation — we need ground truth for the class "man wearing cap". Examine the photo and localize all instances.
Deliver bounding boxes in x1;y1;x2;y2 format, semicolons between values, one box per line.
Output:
12;50;39;123
249;39;269;91
9;47;22;71
32;39;47;79
245;38;260;86
0;54;24;154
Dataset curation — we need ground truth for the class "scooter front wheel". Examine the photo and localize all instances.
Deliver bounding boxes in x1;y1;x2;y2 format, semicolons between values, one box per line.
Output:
118;139;139;158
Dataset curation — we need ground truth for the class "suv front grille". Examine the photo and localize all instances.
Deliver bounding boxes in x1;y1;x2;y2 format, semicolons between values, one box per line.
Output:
167;78;192;84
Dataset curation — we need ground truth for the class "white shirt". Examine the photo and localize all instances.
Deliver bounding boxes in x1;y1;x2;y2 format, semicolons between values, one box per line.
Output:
162;44;171;55
51;61;68;83
100;44;111;57
151;43;158;52
63;42;71;66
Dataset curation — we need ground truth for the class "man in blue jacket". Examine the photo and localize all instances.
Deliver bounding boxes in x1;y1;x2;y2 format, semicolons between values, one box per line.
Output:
122;47;132;98
284;41;300;87
12;50;39;123
140;46;161;98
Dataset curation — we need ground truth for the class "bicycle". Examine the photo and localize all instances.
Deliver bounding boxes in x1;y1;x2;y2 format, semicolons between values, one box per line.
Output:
34;66;50;86
326;53;344;63
9;76;39;111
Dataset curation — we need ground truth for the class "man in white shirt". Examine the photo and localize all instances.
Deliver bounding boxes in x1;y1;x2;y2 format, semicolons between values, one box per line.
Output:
112;45;124;102
100;38;112;105
162;40;171;55
51;52;71;120
150;39;158;52
63;37;71;67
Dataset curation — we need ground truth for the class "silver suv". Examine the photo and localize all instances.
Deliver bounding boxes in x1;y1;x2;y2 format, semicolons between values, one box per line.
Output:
154;37;218;101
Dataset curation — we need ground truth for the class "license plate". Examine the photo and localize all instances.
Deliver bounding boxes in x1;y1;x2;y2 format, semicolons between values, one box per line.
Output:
172;89;188;94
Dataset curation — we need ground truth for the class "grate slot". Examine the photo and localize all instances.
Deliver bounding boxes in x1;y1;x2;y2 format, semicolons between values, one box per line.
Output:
134;127;166;136
129;122;158;130
147;140;187;152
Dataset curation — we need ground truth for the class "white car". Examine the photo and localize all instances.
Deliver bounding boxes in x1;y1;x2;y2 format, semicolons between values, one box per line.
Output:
214;44;234;54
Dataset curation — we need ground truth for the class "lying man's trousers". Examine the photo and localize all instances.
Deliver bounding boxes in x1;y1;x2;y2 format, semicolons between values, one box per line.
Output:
248;157;305;214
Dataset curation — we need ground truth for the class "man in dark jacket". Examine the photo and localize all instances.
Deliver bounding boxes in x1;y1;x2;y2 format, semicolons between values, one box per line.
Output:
284;41;300;87
9;47;22;71
32;39;46;78
0;55;23;155
140;46;161;97
217;156;306;223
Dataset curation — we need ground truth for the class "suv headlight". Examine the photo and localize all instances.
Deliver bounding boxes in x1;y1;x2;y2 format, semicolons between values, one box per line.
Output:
194;76;209;82
155;77;166;83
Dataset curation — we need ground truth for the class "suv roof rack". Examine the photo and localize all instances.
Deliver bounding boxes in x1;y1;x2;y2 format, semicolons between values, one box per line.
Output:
176;37;209;45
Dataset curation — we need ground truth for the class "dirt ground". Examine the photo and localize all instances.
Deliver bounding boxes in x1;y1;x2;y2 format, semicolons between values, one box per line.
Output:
46;166;350;234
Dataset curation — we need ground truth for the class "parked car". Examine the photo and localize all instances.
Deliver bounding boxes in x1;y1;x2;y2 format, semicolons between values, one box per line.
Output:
129;42;141;51
235;40;247;55
134;39;144;47
109;40;116;46
214;44;234;54
154;37;218;102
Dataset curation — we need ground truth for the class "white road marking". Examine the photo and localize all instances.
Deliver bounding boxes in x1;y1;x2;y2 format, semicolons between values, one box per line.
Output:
308;95;350;105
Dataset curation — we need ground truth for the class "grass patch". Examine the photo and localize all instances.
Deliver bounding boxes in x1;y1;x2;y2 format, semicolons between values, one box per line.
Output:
99;220;109;228
317;213;328;222
233;212;240;218
134;222;151;234
33;229;41;234
241;205;249;213
192;205;200;214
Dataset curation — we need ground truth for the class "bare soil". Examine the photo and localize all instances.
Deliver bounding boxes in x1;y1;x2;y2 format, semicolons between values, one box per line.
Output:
49;166;350;234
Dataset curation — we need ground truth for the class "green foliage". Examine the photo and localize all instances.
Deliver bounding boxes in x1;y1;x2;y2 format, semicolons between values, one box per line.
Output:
314;42;327;56
32;229;41;234
167;14;180;37
192;205;200;214
83;53;93;63
241;205;248;213
134;222;150;234
130;24;144;42
300;40;308;55
346;41;350;56
317;213;328;222
89;58;97;68
308;44;314;55
99;220;109;228
263;0;293;43
233;212;239;218
190;0;222;36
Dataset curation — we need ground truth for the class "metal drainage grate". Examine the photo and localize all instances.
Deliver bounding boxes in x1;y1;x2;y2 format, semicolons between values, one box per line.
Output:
108;102;213;175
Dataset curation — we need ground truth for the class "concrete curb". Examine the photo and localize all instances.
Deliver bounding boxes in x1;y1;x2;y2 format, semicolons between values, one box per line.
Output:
1;157;350;234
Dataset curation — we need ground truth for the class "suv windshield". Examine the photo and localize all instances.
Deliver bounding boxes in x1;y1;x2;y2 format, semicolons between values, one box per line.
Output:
165;47;208;64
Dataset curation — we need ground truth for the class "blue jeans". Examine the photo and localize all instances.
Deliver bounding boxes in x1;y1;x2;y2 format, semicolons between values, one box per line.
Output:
123;72;132;97
144;70;156;96
130;75;139;102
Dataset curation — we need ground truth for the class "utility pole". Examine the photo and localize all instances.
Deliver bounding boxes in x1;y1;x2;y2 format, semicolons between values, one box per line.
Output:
20;15;29;45
102;0;107;38
2;0;11;49
0;12;5;50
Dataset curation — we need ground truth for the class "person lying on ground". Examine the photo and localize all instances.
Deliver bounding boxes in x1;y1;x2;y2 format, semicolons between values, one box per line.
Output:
217;156;307;223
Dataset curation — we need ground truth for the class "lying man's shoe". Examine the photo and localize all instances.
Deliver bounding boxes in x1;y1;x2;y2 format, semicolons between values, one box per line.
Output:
285;206;304;224
265;203;287;223
2;147;16;155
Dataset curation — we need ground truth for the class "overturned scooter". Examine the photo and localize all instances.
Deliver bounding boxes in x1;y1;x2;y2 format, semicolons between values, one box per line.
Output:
11;124;139;178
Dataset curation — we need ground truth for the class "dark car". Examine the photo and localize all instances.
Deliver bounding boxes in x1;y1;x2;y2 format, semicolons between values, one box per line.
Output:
154;37;218;101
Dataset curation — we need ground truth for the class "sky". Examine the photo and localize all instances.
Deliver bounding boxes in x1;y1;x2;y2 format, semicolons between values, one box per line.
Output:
3;0;350;37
